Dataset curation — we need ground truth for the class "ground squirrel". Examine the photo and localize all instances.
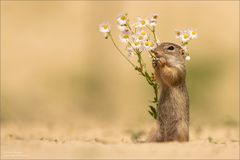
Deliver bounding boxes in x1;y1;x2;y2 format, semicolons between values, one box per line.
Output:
149;42;189;142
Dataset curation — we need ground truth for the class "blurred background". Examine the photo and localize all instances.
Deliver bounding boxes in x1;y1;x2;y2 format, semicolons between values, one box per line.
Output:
1;1;239;129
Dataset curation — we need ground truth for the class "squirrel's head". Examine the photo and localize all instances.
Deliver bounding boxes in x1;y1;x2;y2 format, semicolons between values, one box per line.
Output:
152;42;186;69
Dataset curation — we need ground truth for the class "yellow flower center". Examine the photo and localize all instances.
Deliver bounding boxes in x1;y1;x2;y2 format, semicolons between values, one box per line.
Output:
144;42;149;46
192;31;196;35
123;35;129;39
121;16;126;21
149;42;154;47
141;31;146;36
138;35;143;40
183;34;189;39
141;20;146;25
103;25;108;30
135;42;140;46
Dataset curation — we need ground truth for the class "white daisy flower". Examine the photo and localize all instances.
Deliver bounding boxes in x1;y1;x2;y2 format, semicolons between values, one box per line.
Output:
185;56;191;61
175;30;182;39
149;19;157;26
149;14;158;26
132;41;142;49
99;22;111;33
137;17;149;27
188;30;198;39
143;41;151;51
149;41;157;50
117;14;128;25
134;34;146;42
137;30;148;39
132;22;139;28
131;22;141;33
134;30;148;42
180;31;191;43
119;34;129;43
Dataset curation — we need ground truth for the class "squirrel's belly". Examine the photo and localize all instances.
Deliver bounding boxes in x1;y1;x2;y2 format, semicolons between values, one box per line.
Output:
157;86;189;141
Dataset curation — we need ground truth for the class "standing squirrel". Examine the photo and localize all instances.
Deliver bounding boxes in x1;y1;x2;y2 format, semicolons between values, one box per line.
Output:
149;42;189;142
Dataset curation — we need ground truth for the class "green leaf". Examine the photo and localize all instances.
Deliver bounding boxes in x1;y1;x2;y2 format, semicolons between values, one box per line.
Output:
148;110;153;116
149;105;156;114
148;105;157;119
153;97;158;103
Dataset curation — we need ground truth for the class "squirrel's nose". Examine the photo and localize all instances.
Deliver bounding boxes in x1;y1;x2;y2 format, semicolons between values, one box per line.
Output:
151;50;164;57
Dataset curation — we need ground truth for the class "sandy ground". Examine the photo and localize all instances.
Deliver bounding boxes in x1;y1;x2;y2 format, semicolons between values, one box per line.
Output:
1;123;239;159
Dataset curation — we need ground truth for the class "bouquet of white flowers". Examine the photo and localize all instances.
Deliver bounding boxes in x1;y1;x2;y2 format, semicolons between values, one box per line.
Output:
99;13;198;119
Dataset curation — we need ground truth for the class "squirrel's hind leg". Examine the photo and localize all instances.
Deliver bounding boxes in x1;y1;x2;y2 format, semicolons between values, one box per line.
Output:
147;126;164;142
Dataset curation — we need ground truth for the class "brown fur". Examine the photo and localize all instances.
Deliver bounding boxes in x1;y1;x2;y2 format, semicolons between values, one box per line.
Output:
149;42;189;142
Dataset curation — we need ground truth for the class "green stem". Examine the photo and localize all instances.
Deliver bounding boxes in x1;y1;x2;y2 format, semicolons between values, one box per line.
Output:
126;23;134;34
146;25;153;32
108;32;159;120
108;33;136;68
128;42;137;54
136;52;144;72
152;27;157;43
135;49;159;120
146;26;158;43
148;51;156;59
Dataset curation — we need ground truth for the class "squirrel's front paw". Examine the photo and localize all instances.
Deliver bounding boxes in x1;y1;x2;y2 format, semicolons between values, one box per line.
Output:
152;57;166;68
152;60;157;68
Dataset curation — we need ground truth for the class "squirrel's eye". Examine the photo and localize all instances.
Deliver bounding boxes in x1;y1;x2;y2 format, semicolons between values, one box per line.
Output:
167;46;175;51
